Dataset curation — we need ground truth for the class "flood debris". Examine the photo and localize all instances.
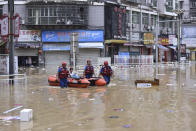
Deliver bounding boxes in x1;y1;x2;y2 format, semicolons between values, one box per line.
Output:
192;99;196;103
0;116;20;121
113;108;124;112
89;98;95;101
166;84;174;86
3;106;23;114
122;124;131;128
167;109;174;113
109;116;119;119
49;98;54;101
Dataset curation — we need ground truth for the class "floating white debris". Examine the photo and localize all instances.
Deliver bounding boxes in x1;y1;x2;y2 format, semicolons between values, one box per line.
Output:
157;74;166;76
137;83;152;88
166;84;173;86
89;99;95;101
3;106;23;114
20;109;33;122
48;98;54;101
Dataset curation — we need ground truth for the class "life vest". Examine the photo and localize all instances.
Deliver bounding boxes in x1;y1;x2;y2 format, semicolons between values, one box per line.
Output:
59;67;69;79
101;66;112;76
85;65;94;75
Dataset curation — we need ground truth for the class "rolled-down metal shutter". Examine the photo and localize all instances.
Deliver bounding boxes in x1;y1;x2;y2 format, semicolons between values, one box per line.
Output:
15;48;38;56
45;51;70;73
77;49;100;66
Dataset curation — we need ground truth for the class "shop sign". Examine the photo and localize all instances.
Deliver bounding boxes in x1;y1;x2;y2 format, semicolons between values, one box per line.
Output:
18;30;41;42
180;44;186;54
0;55;18;74
1;16;8;37
42;30;104;42
144;33;154;44
131;33;140;42
182;25;196;48
159;37;169;45
169;35;177;46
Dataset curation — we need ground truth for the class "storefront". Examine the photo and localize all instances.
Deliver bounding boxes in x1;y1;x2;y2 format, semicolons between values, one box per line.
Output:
42;30;104;67
15;30;42;67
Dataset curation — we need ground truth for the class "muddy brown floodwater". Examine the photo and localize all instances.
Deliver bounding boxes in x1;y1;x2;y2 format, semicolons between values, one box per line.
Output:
0;63;196;131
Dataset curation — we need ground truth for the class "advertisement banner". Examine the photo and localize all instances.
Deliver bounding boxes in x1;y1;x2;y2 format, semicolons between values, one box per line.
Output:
169;35;177;46
131;33;140;42
1;16;8;36
42;30;104;42
18;30;41;42
159;37;169;45
180;44;186;54
0;55;18;74
144;33;154;44
182;26;196;48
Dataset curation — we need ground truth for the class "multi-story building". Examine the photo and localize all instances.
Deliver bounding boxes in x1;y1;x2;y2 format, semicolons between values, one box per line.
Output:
0;0;191;70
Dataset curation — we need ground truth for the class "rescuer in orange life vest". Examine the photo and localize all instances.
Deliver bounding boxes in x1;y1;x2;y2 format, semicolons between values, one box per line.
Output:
84;60;94;78
99;61;113;85
58;62;70;88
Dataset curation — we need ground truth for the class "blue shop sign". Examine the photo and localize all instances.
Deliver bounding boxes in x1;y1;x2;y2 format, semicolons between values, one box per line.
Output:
42;30;104;42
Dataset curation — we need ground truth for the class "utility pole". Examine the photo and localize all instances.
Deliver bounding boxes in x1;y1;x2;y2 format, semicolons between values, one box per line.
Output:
155;12;159;63
8;0;15;84
177;14;181;62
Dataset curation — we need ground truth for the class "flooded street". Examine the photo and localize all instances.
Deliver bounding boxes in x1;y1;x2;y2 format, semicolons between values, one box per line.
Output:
1;63;196;131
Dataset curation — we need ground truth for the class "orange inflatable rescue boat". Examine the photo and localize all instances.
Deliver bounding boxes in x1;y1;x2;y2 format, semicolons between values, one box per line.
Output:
88;77;107;86
48;75;90;88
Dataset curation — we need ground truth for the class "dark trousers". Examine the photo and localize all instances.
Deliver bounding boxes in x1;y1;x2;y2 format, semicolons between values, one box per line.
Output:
103;75;110;85
85;74;93;78
60;78;68;88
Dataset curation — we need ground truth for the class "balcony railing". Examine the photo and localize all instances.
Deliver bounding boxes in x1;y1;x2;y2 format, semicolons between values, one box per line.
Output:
26;5;88;26
126;0;141;4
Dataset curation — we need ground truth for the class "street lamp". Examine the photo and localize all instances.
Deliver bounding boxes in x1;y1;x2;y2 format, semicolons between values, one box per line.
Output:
173;1;185;63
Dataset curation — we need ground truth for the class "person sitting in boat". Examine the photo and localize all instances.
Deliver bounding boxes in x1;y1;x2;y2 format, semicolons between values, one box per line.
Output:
58;62;70;88
84;60;94;78
99;61;113;85
70;67;80;79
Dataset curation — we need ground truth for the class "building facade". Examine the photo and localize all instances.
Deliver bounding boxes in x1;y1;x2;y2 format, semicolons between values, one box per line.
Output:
0;0;193;68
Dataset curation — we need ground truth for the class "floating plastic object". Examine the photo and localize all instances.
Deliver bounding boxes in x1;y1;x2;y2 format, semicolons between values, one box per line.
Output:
3;106;23;114
136;83;152;88
0;116;20;121
122;124;131;128
113;108;124;112
20;109;33;122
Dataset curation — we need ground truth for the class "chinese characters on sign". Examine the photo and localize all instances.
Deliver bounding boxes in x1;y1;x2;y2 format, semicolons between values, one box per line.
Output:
1;14;20;37
1;16;9;36
18;30;41;42
144;33;154;44
42;30;104;42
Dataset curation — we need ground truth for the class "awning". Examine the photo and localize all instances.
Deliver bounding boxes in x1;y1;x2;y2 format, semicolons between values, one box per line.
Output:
168;46;176;50
79;42;103;48
43;44;70;51
124;43;144;47
15;42;41;48
157;44;169;51
105;40;127;44
145;44;169;51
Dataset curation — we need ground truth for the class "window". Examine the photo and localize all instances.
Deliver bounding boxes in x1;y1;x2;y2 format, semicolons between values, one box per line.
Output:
28;8;32;17
151;15;156;25
132;11;139;24
142;13;148;25
192;2;196;7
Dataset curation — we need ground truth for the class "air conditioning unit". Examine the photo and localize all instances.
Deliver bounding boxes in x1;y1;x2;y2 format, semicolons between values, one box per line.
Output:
151;26;155;30
132;24;136;28
147;26;151;30
21;19;25;24
165;2;169;6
